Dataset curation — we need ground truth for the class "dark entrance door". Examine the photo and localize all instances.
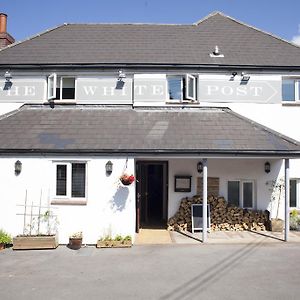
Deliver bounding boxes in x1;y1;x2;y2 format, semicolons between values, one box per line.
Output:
136;161;168;232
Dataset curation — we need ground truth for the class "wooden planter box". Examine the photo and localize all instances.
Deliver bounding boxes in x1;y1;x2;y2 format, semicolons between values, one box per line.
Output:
96;240;132;248
0;243;5;251
13;235;58;250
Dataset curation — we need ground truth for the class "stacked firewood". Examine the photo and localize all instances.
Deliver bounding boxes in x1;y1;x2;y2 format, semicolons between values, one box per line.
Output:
167;195;268;232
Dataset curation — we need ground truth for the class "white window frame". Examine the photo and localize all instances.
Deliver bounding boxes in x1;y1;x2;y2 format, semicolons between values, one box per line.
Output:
47;74;76;101
47;73;57;100
167;74;198;103
290;179;300;208
282;78;300;103
185;74;196;101
52;161;87;202
227;180;255;209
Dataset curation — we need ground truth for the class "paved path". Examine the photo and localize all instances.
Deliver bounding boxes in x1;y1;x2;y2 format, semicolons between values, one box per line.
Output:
1;243;300;300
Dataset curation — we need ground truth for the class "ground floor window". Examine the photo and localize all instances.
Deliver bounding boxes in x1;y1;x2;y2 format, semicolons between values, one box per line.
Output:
227;180;255;209
54;162;86;199
290;179;300;208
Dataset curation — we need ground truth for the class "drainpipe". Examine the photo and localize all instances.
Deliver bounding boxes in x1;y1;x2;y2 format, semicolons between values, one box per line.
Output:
202;158;208;243
284;159;290;242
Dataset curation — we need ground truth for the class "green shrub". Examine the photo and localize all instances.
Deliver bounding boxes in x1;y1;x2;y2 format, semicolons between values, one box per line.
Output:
290;210;300;230
114;235;123;241
123;235;132;241
0;229;12;244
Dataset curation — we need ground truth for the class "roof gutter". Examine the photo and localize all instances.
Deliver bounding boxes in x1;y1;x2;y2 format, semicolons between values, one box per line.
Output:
0;149;300;158
1;63;300;71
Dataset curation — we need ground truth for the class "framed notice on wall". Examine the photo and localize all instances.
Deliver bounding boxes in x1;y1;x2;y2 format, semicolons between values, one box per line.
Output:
174;175;192;192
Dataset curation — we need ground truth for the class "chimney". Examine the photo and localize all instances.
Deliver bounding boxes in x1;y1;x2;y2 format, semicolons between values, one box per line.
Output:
0;13;15;49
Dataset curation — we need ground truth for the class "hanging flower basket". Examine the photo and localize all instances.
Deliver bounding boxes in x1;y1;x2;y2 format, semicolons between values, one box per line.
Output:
120;173;135;186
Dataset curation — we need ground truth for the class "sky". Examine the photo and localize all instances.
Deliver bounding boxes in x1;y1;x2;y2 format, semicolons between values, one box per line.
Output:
1;0;300;45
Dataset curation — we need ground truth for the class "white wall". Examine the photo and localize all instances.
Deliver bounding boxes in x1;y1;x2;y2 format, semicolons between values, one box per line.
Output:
0;156;136;244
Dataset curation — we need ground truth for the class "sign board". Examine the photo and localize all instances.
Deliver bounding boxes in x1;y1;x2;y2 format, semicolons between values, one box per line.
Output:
198;79;281;103
191;204;211;233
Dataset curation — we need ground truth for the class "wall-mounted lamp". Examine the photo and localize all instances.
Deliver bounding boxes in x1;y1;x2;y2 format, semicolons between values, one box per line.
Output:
197;161;203;173
15;160;22;175
118;70;126;81
105;160;113;175
241;72;250;82
4;70;12;82
230;71;238;80
264;162;271;174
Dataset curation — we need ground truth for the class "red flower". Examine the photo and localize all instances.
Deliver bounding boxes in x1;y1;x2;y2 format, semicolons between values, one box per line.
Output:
120;173;135;185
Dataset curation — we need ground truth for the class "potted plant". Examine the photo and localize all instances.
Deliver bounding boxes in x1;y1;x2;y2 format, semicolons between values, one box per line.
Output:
97;235;132;248
290;209;300;231
120;173;135;186
0;229;12;250
69;231;83;250
13;208;59;250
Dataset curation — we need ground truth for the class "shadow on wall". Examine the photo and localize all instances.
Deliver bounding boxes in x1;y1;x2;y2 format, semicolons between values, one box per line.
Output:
109;186;129;212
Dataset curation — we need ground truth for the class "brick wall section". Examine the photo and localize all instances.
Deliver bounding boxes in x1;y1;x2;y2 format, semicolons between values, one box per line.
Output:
0;32;14;49
197;177;219;196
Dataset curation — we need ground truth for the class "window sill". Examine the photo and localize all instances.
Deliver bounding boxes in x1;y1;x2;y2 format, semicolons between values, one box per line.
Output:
48;100;77;105
166;100;199;105
282;102;300;106
51;199;87;206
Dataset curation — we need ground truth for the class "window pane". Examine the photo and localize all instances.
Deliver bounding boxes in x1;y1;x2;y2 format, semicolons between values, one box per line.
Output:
282;80;295;101
72;163;86;198
56;165;67;196
168;77;182;100
228;181;239;206
243;182;253;208
62;78;75;99
290;180;297;207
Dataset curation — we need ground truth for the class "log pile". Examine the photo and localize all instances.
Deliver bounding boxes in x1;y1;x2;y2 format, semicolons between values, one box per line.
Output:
167;195;268;232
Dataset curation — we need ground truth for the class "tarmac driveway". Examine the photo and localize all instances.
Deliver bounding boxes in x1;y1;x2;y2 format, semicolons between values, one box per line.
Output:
0;243;300;300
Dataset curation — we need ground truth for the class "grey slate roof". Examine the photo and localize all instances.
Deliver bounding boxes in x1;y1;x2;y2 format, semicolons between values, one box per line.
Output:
1;12;300;67
0;104;299;156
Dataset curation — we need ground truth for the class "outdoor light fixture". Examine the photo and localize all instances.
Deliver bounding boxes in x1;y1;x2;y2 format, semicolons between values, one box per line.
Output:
4;70;12;82
241;72;250;82
197;161;203;173
118;70;126;81
264;162;271;174
105;160;113;175
230;71;238;80
15;160;22;175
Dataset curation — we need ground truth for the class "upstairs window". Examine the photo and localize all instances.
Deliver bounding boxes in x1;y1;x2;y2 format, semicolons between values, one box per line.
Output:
47;73;76;100
167;74;197;102
282;79;300;102
228;180;255;209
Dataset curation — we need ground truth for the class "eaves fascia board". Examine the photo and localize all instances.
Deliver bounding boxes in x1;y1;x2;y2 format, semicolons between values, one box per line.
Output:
1;63;300;71
0;149;299;158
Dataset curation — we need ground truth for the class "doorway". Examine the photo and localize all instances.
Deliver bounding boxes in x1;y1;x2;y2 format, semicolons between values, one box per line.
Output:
136;161;168;232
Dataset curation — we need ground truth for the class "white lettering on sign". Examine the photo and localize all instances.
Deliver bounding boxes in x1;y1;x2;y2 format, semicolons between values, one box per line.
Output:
83;86;98;95
7;86;20;96
206;85;264;97
249;86;263;97
24;86;36;96
152;85;164;96
134;85;147;96
103;86;115;96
